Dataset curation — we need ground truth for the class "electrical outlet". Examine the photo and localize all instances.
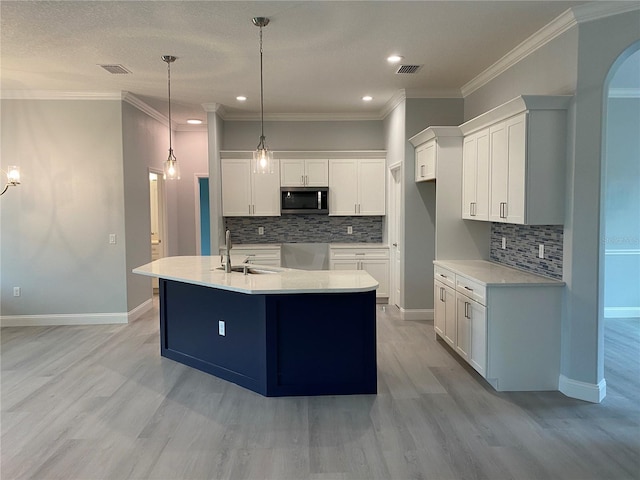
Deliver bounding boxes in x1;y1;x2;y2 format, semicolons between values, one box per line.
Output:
109;234;117;244
13;287;21;297
538;244;545;259
218;320;226;336
347;226;353;235
501;237;506;250
258;227;264;235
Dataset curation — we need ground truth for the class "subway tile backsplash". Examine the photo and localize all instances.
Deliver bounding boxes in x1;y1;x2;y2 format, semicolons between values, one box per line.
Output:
224;216;383;244
490;224;563;280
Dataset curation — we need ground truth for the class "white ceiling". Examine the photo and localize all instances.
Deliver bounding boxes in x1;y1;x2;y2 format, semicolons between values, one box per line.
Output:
1;1;591;125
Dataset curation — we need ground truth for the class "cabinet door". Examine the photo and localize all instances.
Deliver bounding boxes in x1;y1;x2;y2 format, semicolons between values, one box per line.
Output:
434;281;456;347
329;159;359;215
221;159;252;216
415;140;436;182
505;114;527;224
489;122;508;222
361;259;389;298
358;159;386;215
455;295;471;362
280;159;305;187
252;160;281;216
305;159;329;186
462;135;477;219
468;301;487;377
475;128;490;220
330;259;360;270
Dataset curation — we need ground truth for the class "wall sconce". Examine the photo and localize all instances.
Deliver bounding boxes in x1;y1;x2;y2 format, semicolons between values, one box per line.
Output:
1;165;21;196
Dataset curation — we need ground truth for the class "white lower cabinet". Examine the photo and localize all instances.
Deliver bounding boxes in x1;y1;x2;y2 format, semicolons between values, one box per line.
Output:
433;260;563;391
330;246;389;299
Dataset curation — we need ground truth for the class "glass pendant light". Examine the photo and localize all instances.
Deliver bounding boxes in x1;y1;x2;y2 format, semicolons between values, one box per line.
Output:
162;55;180;180
252;17;274;174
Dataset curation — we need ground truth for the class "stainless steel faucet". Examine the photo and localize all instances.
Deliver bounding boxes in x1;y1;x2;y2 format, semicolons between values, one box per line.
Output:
224;229;232;273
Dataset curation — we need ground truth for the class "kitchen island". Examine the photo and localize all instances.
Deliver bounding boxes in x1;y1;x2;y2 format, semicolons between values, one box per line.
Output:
133;256;378;397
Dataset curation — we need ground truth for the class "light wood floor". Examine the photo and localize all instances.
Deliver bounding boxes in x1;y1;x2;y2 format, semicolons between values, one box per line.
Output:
2;301;639;480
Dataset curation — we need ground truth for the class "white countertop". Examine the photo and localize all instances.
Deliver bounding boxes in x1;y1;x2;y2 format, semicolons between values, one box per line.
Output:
133;256;378;295
434;260;564;287
329;243;388;248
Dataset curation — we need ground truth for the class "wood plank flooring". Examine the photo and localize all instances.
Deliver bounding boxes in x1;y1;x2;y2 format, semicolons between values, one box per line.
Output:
2;301;639;480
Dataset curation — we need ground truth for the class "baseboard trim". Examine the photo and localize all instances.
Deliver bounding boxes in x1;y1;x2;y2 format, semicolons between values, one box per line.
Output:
559;375;606;403
604;307;640;319
399;308;434;321
128;299;153;322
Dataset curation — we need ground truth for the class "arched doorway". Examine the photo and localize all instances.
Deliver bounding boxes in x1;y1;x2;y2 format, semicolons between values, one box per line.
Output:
601;42;640;400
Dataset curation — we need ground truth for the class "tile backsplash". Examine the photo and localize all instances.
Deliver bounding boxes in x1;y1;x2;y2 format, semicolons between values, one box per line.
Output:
490;224;563;280
224;215;383;244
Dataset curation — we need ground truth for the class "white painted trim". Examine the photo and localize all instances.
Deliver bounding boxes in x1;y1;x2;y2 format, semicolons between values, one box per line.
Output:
559;375;606;403
123;92;170;128
609;88;640;98
399;308;434;321
1;90;122;100
380;90;407;120
1;312;128;327
409;126;462;148
605;249;640;255
461;2;640;97
128;299;153;322
605;307;640;319
194;173;209;255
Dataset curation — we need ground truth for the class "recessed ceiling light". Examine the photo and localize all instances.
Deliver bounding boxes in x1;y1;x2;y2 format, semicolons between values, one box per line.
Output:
187;119;203;125
236;95;247;101
387;55;403;63
362;96;373;102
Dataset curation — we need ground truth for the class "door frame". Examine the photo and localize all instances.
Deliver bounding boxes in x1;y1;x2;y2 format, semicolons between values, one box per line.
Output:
194;172;209;255
148;167;168;259
388;161;403;308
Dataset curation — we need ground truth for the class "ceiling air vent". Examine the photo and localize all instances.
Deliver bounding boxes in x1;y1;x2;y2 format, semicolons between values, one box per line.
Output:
395;64;422;74
99;64;132;75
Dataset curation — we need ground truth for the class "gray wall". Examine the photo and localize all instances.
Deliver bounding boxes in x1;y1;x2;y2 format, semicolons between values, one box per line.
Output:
1;99;128;316
464;28;578;120
174;129;209;255
222;120;384;151
460;10;640;393
603;97;640;314
402;98;464;311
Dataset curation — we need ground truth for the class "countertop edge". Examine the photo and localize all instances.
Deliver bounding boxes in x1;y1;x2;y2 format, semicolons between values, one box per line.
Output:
434;260;565;287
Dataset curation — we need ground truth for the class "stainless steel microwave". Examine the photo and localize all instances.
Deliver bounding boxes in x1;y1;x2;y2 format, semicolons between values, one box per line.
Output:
280;187;329;214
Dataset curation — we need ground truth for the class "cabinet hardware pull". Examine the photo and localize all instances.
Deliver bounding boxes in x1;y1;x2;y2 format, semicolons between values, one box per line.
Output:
301;175;304;185
420;165;425;177
465;301;470;319
305;175;308;185
249;204;251;214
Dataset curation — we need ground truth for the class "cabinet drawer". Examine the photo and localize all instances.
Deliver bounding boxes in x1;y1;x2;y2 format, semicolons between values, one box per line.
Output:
434;265;456;289
456;275;486;305
330;248;389;260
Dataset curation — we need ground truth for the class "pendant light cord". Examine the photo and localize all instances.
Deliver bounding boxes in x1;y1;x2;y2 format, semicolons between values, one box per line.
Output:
167;60;173;153
258;24;265;148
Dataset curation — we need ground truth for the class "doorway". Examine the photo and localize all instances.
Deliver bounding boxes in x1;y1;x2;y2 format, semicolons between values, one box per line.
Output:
389;163;403;308
195;174;210;255
601;44;640;401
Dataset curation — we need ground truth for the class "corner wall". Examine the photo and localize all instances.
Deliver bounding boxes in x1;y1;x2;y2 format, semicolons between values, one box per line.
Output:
1;99;128;324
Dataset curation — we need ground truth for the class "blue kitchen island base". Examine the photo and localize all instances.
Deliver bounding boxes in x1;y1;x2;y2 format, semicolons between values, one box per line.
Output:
159;279;377;397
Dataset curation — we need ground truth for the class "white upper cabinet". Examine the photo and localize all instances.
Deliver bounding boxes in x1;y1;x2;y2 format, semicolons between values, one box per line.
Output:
460;95;570;225
462;128;490;220
329;158;385;216
415;139;436;182
221;158;280;217
280;159;328;187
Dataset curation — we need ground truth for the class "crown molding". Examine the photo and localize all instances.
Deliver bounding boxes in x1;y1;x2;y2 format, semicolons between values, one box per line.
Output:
409;126;462;147
461;2;640;98
609;88;640;98
379;89;407;119
122;92;170;127
1;90;122;100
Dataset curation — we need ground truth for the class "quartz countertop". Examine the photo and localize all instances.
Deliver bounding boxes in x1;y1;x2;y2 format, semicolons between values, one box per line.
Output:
434;260;564;287
329;243;388;248
133;256;378;295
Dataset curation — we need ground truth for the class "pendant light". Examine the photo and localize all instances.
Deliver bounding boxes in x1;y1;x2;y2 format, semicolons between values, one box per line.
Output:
0;165;20;196
162;55;180;180
252;17;274;174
